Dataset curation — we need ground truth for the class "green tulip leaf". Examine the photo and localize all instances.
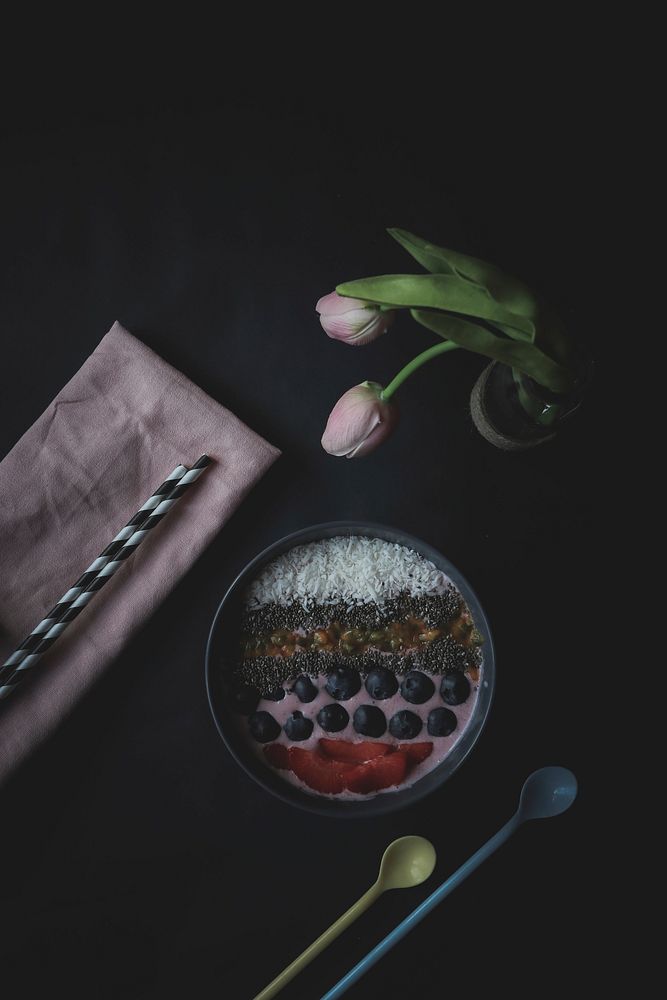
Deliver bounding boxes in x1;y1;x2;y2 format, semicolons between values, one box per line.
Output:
411;309;576;393
386;229;573;366
386;228;458;276
336;273;534;341
387;228;538;317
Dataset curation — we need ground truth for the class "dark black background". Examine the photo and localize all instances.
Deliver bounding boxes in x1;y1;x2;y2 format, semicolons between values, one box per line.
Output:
1;85;606;999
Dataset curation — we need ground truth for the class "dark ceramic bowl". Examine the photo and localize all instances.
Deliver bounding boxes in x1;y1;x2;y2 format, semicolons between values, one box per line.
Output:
205;522;495;817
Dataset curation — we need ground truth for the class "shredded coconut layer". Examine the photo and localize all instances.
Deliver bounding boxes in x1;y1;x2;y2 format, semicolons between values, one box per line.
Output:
245;536;451;609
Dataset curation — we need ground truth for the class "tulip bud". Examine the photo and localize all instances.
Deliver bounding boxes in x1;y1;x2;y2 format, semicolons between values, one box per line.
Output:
321;381;398;458
316;292;394;346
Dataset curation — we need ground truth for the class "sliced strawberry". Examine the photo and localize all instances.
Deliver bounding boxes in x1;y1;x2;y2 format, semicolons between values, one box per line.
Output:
288;747;356;795
399;742;434;765
319;738;393;763
263;743;290;770
345;750;408;794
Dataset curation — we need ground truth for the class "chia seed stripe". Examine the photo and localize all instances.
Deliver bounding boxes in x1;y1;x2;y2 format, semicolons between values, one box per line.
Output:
0;464;189;672
241;589;463;635
0;456;211;701
236;637;481;695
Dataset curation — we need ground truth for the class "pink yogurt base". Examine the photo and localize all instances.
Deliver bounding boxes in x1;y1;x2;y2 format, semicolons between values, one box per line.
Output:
238;668;482;800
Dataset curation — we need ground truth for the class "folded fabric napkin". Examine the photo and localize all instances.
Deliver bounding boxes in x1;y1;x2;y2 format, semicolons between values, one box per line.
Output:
0;321;280;783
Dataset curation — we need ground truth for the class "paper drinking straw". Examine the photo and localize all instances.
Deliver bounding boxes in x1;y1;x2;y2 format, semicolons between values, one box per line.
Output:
1;464;189;674
0;456;211;701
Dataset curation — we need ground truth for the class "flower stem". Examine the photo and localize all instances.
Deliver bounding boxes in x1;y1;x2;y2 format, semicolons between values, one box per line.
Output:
381;340;460;401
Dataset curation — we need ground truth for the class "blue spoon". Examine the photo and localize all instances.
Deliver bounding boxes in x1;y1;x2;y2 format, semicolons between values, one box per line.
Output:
320;766;578;1000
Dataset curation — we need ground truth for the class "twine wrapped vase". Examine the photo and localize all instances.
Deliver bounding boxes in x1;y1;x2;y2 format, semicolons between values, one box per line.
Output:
470;351;592;451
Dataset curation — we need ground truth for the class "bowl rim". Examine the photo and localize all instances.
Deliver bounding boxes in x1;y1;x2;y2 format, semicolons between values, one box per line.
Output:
205;520;495;818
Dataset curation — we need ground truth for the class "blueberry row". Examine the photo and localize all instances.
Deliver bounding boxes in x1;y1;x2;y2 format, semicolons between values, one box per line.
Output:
231;665;470;714
248;703;459;745
323;664;470;706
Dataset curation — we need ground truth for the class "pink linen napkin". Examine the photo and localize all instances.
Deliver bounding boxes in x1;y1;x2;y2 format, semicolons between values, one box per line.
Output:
0;321;280;783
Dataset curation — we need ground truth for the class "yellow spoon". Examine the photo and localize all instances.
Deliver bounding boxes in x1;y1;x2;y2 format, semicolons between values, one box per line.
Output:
253;835;437;1000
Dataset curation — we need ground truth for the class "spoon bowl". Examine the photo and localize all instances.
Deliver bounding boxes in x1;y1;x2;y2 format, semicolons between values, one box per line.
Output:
377;836;437;891
517;766;578;822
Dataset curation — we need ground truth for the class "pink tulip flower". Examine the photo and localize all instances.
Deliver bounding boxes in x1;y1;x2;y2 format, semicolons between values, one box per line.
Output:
316;292;394;346
321;381;398;458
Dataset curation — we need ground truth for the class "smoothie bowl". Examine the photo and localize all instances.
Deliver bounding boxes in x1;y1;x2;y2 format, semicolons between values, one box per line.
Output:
205;523;495;817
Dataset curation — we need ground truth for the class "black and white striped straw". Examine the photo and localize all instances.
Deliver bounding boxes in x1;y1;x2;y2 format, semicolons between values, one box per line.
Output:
0;456;211;701
1;464;189;674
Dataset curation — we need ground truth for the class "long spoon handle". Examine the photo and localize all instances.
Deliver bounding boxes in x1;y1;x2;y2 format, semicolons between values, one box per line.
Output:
254;883;382;1000
320;816;520;1000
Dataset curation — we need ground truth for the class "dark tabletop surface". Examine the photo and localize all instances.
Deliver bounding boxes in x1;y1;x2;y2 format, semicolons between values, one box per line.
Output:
0;94;604;998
